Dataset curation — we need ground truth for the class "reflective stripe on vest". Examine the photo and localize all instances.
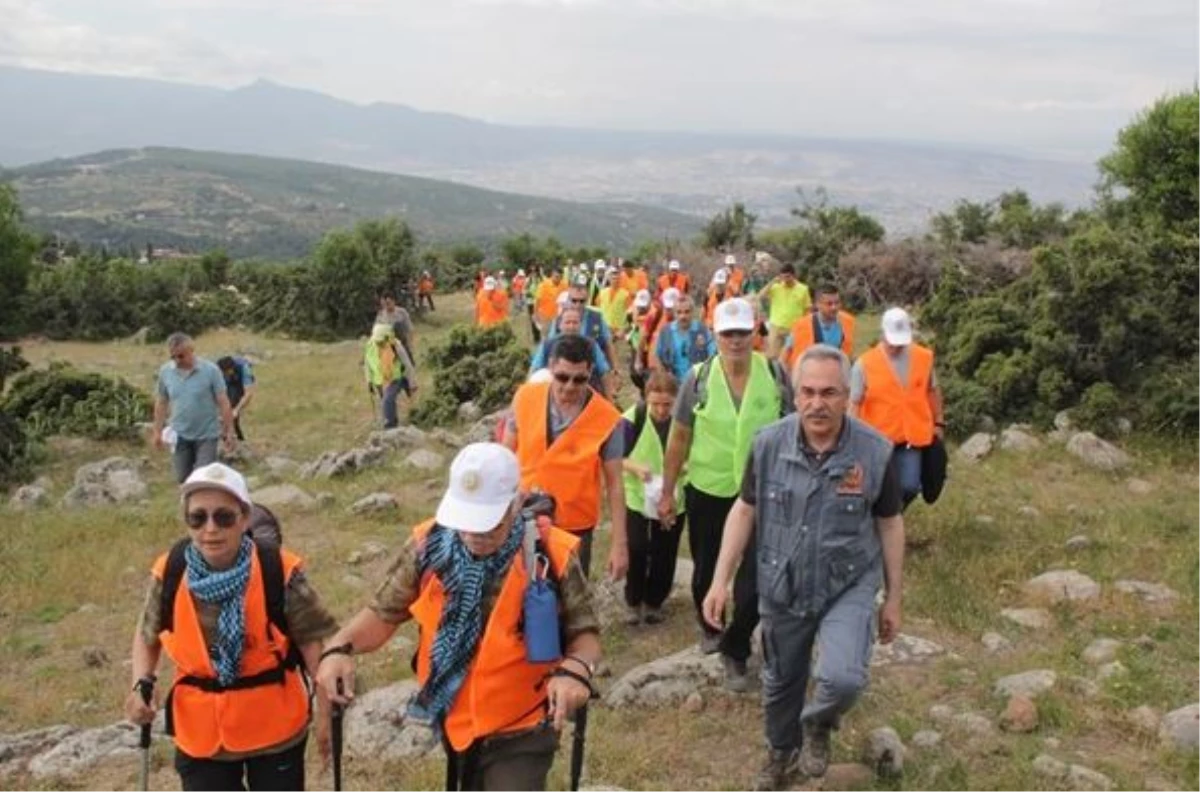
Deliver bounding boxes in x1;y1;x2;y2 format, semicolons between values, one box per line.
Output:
687;353;781;498
621;406;685;517
409;518;579;752
513;382;622;531
858;343;935;446
151;545;308;758
786;311;856;367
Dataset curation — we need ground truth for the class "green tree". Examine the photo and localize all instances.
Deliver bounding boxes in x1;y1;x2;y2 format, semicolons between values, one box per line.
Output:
700;202;757;251
760;189;884;285
199;249;232;287
309;219;417;337
0;184;39;338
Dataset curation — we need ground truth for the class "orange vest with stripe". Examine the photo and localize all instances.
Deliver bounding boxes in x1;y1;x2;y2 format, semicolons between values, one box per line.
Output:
785;310;856;367
409;519;579;751
151;545;308;759
477;291;509;327
858;343;935;446
513;381;622;532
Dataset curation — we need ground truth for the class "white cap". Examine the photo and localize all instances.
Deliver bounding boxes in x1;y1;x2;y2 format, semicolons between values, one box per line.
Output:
713;298;756;333
435;443;520;534
662;287;681;309
634;289;652;308
529;368;554;383
517;269;525;277
724;254;737;266
556;290;571;307
483;276;497;291
181;462;252;510
573;273;590;288
594;258;606;269
712;269;729;285
668;259;681;271
607;265;619;275
498;269;506;275
370;323;394;342
881;307;914;346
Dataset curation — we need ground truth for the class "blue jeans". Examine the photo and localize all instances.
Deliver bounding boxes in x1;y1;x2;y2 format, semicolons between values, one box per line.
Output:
173;437;218;483
381;379;408;428
892;445;923;507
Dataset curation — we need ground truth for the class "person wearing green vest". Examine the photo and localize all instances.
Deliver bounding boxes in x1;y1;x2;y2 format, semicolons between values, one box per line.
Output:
363;323;415;429
620;370;686;626
659;298;793;693
760;263;812;360
597;274;632;340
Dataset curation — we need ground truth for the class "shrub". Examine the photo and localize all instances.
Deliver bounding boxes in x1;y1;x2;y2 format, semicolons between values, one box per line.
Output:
1073;382;1123;438
2;363;151;441
411;324;528;429
0;409;33;488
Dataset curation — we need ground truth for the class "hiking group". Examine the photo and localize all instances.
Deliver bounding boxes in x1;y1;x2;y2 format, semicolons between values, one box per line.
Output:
133;254;947;791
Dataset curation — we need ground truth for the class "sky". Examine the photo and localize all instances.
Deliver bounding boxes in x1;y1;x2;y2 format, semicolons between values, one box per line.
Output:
1;0;1196;159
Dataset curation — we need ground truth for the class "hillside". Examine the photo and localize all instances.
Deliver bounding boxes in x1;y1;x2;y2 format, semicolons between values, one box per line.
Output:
0;66;1096;231
4;147;700;257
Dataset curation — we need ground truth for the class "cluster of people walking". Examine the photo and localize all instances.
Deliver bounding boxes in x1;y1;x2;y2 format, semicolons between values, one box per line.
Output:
133;253;947;791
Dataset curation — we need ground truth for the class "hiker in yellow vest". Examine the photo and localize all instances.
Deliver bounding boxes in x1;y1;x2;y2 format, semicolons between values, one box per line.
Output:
849;307;944;509
364;323;415;429
620;370;686;626
760;263;812;360
658;298;793;693
597;275;632;339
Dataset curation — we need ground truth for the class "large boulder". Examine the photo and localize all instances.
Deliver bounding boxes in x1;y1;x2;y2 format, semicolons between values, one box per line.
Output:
999;426;1042;453
0;725;78;779
1000;607;1053;629
1159;703;1199;750
464;411;506;445
342;681;443;762
9;484;48;510
61;457;147;508
404;449;445;471
957;433;994;463
1066;432;1131;471
1081;638;1121;665
1023;570;1100;603
1114;579;1180;604
26;722;142;780
994;669;1057;699
250;484;316;509
300;446;387;478
606;647;724;708
350;493;399;515
863;727;905;777
368;426;427;451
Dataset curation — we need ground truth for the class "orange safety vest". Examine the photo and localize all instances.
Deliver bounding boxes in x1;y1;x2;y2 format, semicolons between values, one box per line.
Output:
535;280;565;322
409;518;579;752
858;343;935;446
418;276;434;295
704;287;729;327
784;311;856;368
512;275;527;296
477;291;509;327
656;273;691;296
512;381;621;531
727;267;745;296
151;545;309;759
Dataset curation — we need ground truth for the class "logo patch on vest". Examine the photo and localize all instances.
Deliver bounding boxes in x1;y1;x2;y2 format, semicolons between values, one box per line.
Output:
837;463;864;495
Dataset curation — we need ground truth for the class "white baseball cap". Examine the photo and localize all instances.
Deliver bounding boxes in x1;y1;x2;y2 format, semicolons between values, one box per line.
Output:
181;462;252;510
724;254;737;266
498;270;506;276
662;287;681;309
668;259;681;271
713;298;756;333
435;443;520;533
881;307;914;346
556;290;571;308
516;269;525;277
634;289;652;308
713;269;729;285
529;368;554;383
483;276;497;291
573;273;590;288
594;258;606;269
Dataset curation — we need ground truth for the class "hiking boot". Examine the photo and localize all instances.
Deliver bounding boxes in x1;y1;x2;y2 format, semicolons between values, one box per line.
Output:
643;606;666;625
798;722;832;778
624;604;644;626
753;747;799;791
722;654;750;693
700;630;722;655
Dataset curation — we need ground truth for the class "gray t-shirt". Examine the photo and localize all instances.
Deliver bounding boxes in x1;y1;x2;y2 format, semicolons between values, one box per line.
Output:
672;360;794;428
376;307;413;346
505;392;624;460
850;347;939;403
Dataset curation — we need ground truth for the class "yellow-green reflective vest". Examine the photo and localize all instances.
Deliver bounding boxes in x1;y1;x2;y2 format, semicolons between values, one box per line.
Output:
622;405;685;517
363;339;406;387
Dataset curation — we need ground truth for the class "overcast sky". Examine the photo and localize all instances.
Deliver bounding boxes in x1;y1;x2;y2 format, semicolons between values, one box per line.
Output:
2;0;1196;159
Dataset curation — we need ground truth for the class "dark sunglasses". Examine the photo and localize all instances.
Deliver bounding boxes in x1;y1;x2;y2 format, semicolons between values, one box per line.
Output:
185;507;241;530
553;372;590;385
569;298;587;305
719;330;753;339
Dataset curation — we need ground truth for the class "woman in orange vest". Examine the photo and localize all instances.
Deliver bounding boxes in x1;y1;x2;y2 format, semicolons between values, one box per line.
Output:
533;269;567;337
125;462;339;791
476;277;510;327
316;443;601;792
783;283;856;369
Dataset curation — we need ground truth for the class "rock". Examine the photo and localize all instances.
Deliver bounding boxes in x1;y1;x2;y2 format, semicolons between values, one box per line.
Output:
928;704;955;724
911;730;941;750
26;722;141;780
952;712;994;737
350;493;399;515
682;691;705;713
1001;608;1053;630
457;401;483;422
1000;695;1038;733
1159;703;1199;750
1022;570;1100;603
368;426;427;450
606;646;724;708
974;515;996;526
1114;579;1179;604
1128;705;1162;735
464;411;506;445
994;669;1057;699
1126;478;1154;495
1032;754;1069;782
404;449;445;471
347;541;389;566
869;633;947;667
1064;676;1100;698
263;455;298;475
1017;505;1041;520
1068;765;1114;790
0;725;79;777
1082;638;1121;665
999;426;1042;453
822;763;874;789
1066;432;1130;471
342;680;443;761
430;428;465;447
127;326;150;344
1116;417;1132;435
250;483;316;509
62;457;147;508
981;632;1012;654
1043;737;1061;750
300;446;388;478
9;484;48;510
863;727;905;777
1054;410;1074;432
81;647;109;668
1064;534;1091;552
957;433;994;462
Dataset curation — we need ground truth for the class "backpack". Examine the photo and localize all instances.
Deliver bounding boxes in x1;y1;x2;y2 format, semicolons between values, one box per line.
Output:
692;355;792;417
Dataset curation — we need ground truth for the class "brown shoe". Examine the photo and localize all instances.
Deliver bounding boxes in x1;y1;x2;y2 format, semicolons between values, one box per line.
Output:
798;722;831;778
754;747;799;791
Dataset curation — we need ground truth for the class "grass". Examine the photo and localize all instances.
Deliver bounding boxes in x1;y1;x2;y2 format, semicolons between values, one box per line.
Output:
2;291;1197;791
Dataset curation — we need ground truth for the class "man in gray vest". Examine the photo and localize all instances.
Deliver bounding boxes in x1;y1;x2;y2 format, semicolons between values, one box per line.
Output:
702;344;906;791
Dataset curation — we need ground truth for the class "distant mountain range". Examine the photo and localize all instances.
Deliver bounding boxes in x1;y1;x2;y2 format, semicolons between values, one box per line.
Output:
4;147;700;257
0;66;1098;232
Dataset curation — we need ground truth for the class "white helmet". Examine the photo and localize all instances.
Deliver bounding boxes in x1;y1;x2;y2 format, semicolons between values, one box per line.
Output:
724;253;737;266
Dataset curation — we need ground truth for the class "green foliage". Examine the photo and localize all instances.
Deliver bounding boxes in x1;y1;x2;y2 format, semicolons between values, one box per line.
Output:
759;188;884;286
931;190;1071;249
0;408;33;488
411;324;527;428
1073;382;1123;437
0;183;40;338
699;202;756;251
0;346;30;391
2;363;151;441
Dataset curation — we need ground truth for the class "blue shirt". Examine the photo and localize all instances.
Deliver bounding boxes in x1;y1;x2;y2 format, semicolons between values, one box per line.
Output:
530;336;612;377
817;316;843;350
548;307;612;351
157;358;226;440
655;321;716;381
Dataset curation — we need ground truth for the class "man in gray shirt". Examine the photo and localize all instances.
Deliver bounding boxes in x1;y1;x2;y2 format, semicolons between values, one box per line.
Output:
151;333;235;482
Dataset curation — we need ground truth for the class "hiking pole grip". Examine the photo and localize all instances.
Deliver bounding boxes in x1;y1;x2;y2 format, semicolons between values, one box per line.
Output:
332;679;345;792
135;676;155;750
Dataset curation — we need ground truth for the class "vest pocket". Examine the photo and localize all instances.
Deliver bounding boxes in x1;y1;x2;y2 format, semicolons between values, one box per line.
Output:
830;495;867;536
826;547;868;601
758;546;797;606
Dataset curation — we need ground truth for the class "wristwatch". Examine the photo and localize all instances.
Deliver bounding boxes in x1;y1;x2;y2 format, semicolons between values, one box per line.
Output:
564;654;596;678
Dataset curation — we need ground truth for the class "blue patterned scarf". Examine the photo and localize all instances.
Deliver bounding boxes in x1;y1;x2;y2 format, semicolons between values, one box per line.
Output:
408;519;524;732
185;535;253;687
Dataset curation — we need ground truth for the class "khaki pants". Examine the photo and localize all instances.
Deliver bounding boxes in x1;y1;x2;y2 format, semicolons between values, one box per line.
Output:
767;324;790;359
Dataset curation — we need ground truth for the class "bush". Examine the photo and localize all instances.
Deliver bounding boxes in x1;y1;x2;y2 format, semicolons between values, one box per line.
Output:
1073;382;1123;438
0;409;33;488
2;363;151;441
411;324;528;429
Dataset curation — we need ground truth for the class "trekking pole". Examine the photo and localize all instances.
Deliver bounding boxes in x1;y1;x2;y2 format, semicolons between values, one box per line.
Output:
332;679;346;791
569;705;588;792
135;676;155;792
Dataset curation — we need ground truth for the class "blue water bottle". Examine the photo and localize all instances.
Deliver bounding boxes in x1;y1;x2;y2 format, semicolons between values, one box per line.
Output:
524;552;562;663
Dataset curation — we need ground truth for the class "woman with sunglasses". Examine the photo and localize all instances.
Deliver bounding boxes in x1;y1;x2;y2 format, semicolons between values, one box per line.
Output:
125;463;340;791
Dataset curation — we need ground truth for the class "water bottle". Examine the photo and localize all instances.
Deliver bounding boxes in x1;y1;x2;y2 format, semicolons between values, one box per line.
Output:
523;555;562;663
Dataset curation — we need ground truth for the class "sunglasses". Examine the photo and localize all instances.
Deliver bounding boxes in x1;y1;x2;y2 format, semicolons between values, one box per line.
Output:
553;372;590;385
569;298;587;305
719;330;753;339
185;507;241;530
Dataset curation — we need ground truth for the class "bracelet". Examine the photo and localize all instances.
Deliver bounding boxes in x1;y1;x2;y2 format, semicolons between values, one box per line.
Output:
319;642;354;662
132;674;156;693
548;666;599;699
562;654;595;678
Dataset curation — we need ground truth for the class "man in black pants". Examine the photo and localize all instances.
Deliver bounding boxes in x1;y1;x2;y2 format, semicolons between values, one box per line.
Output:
659;298;793;692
